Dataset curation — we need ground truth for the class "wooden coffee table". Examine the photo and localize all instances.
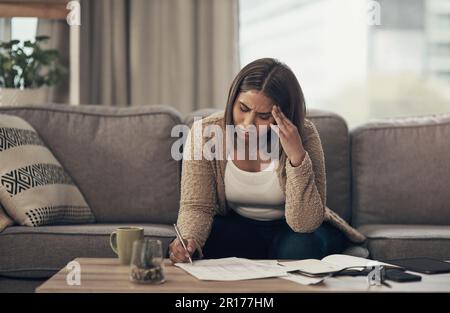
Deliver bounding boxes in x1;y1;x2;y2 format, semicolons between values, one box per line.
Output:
35;258;450;293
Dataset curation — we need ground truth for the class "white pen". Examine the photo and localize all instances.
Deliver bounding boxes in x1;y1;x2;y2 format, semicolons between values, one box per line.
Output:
173;224;193;265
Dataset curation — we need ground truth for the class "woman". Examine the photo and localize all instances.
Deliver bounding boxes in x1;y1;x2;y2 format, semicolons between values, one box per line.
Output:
169;58;365;263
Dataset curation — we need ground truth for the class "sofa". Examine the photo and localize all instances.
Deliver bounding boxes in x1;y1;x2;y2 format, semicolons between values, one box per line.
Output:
0;104;449;293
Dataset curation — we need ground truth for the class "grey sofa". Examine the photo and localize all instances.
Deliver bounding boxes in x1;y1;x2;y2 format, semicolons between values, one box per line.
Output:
0;104;449;293
351;115;450;260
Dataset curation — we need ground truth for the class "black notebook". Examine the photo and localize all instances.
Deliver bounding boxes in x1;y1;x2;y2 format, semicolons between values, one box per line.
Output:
381;257;450;274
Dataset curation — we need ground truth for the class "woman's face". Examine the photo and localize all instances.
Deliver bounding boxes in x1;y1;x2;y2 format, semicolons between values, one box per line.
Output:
232;90;276;142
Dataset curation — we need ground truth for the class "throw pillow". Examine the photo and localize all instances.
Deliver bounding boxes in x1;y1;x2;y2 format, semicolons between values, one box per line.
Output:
0;202;14;232
0;114;95;229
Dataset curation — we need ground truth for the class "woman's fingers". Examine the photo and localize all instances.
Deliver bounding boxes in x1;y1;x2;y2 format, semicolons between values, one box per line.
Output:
276;106;296;130
168;241;179;262
272;106;289;134
170;251;185;264
169;245;181;263
271;115;286;135
280;111;296;132
169;239;189;263
171;248;187;263
186;239;196;254
270;123;284;138
170;238;196;263
174;240;191;258
270;120;288;139
271;106;285;126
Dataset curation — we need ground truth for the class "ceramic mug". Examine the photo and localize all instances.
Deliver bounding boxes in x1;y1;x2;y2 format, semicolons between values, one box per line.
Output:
110;227;144;265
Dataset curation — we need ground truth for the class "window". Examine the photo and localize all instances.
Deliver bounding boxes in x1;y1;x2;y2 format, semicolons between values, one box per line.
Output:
11;17;38;43
0;1;67;43
239;0;450;127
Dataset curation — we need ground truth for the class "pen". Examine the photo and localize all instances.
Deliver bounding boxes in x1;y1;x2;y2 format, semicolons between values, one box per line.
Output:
173;224;193;265
381;281;392;288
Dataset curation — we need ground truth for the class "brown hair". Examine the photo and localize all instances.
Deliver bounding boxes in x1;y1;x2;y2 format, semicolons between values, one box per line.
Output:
224;57;307;170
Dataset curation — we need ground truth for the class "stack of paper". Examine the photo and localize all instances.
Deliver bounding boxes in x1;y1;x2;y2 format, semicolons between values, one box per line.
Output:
250;260;327;285
174;257;287;281
278;254;399;275
175;254;397;286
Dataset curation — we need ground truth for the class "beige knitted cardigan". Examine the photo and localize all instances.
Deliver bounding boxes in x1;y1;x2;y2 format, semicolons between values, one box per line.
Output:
177;111;365;257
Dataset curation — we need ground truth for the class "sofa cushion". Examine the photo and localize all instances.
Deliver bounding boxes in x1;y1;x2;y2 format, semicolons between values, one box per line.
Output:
359;224;450;260
0;114;95;230
0;224;176;279
0;104;183;224
0;203;14;231
0;277;45;293
351;114;450;227
185;108;352;222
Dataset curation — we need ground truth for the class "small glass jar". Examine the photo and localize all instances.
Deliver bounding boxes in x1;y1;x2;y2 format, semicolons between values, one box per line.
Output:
130;239;165;284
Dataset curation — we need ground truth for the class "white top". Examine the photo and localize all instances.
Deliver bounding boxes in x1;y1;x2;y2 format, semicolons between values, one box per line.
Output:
224;153;286;221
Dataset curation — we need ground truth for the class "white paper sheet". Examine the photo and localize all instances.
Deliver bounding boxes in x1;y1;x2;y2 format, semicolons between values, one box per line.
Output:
278;259;346;275
278;254;399;275
322;254;399;269
281;273;329;285
174;257;288;281
174;256;394;285
251;260;280;266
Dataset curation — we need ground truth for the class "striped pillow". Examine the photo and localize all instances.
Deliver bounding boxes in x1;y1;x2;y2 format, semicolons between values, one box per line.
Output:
0;202;14;232
0;114;95;231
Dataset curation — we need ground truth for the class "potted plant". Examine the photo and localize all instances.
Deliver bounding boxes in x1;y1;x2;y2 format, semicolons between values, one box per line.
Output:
0;35;68;106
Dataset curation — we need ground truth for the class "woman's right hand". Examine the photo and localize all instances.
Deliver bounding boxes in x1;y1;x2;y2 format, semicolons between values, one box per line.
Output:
169;238;196;264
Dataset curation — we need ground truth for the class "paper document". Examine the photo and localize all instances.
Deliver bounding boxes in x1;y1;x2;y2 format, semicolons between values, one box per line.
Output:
175;255;397;284
175;257;288;281
278;254;399;276
251;260;326;285
281;273;329;285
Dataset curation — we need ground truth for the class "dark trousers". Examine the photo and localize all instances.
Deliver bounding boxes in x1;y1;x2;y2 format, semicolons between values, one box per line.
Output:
202;210;348;260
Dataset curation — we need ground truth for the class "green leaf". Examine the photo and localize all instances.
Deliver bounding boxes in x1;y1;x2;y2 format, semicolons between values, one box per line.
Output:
0;36;67;88
35;35;50;42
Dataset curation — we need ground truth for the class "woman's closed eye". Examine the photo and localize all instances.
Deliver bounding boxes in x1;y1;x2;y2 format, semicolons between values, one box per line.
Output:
240;104;271;120
239;104;250;112
258;114;271;120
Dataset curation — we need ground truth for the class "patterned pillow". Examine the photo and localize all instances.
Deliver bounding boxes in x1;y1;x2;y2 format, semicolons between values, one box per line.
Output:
0;202;14;232
0;114;95;231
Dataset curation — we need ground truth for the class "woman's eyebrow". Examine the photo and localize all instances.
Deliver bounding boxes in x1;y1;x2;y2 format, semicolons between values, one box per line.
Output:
239;101;272;114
